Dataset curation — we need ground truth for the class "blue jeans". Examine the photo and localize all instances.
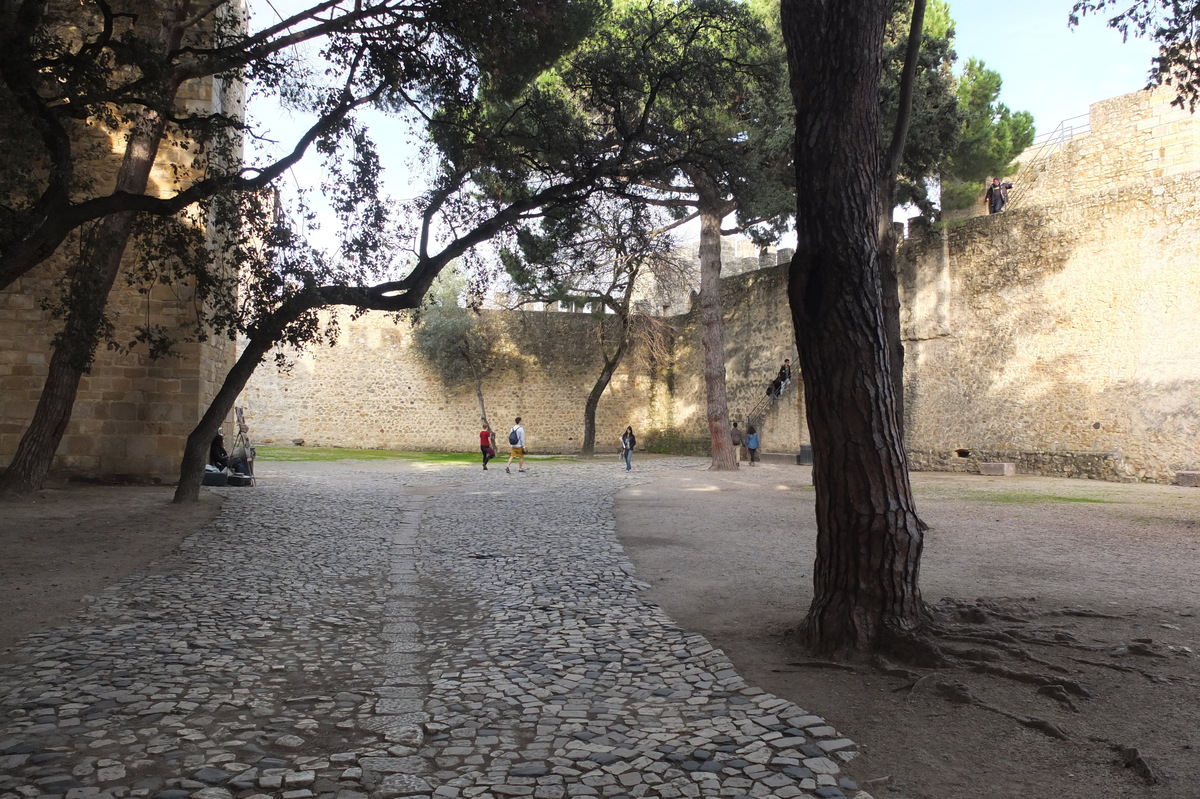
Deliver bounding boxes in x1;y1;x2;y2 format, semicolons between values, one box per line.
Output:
623;448;632;470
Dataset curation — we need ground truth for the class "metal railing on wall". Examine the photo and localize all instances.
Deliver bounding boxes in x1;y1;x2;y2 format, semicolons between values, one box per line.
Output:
1008;113;1091;209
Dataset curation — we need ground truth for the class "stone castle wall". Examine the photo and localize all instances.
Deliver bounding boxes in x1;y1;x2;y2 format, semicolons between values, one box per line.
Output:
246;87;1200;483
0;0;240;482
240;267;808;456
901;86;1200;482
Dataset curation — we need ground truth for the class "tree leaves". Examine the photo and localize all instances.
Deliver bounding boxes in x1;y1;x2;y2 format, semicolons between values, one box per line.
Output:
1071;0;1200;110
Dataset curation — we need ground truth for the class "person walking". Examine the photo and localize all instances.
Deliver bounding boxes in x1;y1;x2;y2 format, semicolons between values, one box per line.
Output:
985;177;1013;214
479;421;496;470
505;417;526;473
777;358;792;394
746;425;759;466
730;421;744;463
620;426;636;471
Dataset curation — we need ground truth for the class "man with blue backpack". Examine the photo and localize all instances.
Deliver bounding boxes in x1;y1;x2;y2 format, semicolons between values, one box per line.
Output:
505;417;527;474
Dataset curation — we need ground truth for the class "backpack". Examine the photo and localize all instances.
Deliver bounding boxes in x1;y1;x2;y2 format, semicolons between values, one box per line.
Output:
508;428;520;445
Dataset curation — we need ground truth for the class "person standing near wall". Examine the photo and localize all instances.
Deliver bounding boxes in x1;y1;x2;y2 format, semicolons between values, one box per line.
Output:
506;417;526;474
730;422;744;463
479;421;496;470
746;425;759;466
620;426;636;471
985;177;1013;214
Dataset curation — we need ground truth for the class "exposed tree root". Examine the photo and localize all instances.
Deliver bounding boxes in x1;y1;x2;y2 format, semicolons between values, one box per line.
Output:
930;679;1072;740
892;672;937;695
787;597;1191;789
1048;607;1129;620
965;662;1092;697
1067;655;1171;683
776;660;860;672
1113;745;1162;785
1036;684;1080;712
852;597;1184;754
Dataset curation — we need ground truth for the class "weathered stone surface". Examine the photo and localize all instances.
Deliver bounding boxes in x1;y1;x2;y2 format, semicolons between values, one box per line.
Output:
375;774;431;798
978;462;1016;477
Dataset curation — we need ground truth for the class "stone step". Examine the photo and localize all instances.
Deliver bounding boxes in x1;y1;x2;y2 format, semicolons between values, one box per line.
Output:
1176;471;1200;487
979;462;1017;477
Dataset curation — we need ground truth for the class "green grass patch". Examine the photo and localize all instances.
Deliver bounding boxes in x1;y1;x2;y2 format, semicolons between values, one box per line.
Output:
641;428;711;457
256;446;412;462
966;490;1110;505
255;446;568;464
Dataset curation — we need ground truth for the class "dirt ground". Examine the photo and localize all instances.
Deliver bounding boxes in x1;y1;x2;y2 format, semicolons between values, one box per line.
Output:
2;464;1198;799
0;485;223;657
616;465;1200;799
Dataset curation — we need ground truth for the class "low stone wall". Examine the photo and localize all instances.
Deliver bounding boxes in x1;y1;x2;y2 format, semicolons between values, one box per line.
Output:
908;449;1128;482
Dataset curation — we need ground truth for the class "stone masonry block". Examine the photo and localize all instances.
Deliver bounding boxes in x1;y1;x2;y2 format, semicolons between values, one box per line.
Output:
1176;472;1200;488
979;462;1017;477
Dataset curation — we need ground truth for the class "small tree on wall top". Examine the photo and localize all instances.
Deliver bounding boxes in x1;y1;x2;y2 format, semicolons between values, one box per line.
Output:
412;269;516;429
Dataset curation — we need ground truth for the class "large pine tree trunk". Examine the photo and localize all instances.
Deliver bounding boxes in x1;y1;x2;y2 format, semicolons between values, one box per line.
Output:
782;0;927;656
469;361;489;429
692;176;737;470
576;311;633;458
580;364;612;458
580;324;630;458
0;2;185;496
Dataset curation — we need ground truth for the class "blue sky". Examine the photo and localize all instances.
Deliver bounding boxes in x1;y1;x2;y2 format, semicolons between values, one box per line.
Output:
949;2;1160;136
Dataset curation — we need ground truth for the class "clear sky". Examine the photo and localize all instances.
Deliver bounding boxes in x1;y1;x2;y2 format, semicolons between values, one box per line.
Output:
949;2;1161;137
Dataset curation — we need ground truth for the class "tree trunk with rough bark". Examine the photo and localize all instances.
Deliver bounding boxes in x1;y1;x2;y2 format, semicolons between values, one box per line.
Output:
692;175;737;470
580;326;630;459
879;225;906;441
0;1;185;497
782;0;927;656
469;360;489;431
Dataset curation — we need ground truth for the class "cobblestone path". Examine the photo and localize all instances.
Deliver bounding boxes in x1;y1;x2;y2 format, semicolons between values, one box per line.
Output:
0;459;868;799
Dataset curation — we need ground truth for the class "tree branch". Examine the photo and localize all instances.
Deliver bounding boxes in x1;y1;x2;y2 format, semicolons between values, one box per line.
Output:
884;0;926;182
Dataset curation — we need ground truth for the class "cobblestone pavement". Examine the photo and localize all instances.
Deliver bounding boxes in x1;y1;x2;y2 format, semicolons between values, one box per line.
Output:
0;458;870;799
